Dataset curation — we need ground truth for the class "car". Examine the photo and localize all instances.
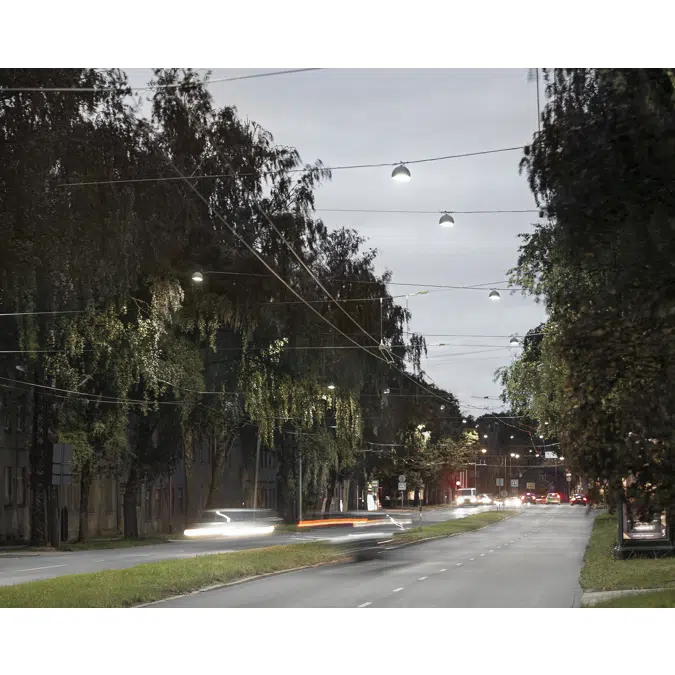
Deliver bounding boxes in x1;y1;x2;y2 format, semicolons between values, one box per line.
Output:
478;494;493;505
456;488;478;506
546;492;562;504
504;495;522;508
520;492;537;505
570;494;588;506
535;495;547;504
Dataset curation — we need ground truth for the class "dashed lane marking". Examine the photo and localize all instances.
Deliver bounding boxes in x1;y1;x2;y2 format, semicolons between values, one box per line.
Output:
469;558;475;561
456;563;463;566
418;576;428;581
392;587;404;593
357;602;372;608
440;568;447;572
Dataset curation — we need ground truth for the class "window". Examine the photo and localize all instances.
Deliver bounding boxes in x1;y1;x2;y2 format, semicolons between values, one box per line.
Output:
4;467;13;505
17;468;26;506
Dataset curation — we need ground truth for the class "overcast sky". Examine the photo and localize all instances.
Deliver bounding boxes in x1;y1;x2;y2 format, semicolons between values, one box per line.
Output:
125;68;548;413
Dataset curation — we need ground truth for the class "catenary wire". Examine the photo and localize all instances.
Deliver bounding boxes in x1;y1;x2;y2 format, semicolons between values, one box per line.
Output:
0;68;322;94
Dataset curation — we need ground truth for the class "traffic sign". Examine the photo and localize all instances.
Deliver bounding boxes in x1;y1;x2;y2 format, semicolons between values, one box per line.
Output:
398;482;406;491
526;482;535;490
510;479;519;488
545;451;558;459
496;478;504;486
398;475;406;483
566;475;572;482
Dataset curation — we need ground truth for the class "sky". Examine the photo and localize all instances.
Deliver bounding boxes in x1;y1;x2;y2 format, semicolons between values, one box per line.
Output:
125;68;548;413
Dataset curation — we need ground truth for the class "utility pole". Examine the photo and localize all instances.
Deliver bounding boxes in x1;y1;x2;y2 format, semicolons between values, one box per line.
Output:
253;433;261;519
297;431;303;524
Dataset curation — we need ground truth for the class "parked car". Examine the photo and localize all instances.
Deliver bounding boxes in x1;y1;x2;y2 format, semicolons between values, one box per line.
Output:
546;492;562;505
570;494;588;506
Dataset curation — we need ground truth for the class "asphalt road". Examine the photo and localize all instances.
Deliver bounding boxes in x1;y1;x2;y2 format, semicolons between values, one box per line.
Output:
149;505;594;608
0;505;493;586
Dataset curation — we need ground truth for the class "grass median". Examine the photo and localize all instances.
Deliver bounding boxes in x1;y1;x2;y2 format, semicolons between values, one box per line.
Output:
392;509;518;545
0;542;340;608
581;513;675;602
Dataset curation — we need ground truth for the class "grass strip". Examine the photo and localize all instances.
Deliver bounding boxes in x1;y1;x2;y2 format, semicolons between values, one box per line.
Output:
0;542;339;608
591;588;675;608
580;514;675;592
392;509;517;544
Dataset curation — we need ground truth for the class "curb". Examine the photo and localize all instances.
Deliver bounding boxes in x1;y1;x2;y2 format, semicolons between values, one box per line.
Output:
136;556;351;607
136;511;521;607
582;586;673;606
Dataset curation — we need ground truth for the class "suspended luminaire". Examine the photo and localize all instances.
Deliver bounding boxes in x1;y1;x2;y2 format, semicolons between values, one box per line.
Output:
191;271;204;283
327;384;336;390
440;405;445;411
462;419;467;424
439;213;455;228
489;289;501;301
509;336;520;347
391;163;411;182
384;388;390;395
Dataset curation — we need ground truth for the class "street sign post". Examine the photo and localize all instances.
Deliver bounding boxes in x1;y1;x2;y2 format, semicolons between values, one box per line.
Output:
496;478;504;487
398;482;406;491
398;475;406;483
526;482;535;490
545;451;558;460
510;479;519;488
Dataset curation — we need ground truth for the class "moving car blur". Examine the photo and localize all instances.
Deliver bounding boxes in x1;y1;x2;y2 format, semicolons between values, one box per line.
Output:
184;509;281;539
520;492;537;505
546;492;562;505
570;493;588;506
478;494;493;505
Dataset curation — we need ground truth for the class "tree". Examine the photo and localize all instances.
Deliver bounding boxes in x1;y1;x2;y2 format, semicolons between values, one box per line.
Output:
509;68;675;523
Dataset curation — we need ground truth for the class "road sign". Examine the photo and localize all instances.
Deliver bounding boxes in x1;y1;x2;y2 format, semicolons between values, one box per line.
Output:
398;475;406;483
545;451;558;459
526;482;535;490
510;479;519;488
398;482;406;491
496;478;504;487
566;475;572;482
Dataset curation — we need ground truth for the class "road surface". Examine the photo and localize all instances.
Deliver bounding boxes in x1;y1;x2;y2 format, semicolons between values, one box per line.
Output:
0;505;493;586
149;505;594;608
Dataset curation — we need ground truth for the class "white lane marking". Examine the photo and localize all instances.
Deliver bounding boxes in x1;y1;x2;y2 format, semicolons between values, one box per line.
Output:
480;553;486;557
510;540;515;543
489;549;494;553
357;602;372;608
15;564;67;573
456;562;463;566
392;587;404;593
469;557;475;561
135;554;152;558
418;576;428;581
91;559;106;563
440;568;447;572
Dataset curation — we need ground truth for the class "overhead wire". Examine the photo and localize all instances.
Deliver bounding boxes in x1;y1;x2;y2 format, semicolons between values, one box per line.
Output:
0;68;322;94
56;145;525;188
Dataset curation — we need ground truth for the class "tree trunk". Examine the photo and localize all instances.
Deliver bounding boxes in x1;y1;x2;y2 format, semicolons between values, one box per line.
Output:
205;433;235;509
324;469;338;516
77;460;92;542
123;464;139;538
